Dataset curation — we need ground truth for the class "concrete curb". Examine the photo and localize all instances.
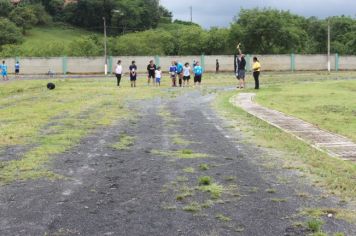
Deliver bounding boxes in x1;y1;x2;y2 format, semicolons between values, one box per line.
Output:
230;93;356;162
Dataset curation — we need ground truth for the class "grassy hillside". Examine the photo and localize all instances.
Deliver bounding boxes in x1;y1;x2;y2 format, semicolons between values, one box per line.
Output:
16;25;100;57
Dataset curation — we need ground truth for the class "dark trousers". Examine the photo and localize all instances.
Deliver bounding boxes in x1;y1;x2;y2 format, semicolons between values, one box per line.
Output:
116;74;122;86
253;71;260;89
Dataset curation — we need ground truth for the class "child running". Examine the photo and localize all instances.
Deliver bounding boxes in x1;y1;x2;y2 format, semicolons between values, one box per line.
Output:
155;66;162;87
129;60;137;87
183;62;191;87
193;61;203;87
1;61;8;81
169;61;177;87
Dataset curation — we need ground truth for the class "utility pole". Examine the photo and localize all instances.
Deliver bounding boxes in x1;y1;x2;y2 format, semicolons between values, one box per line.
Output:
103;17;108;76
190;6;192;23
327;20;331;73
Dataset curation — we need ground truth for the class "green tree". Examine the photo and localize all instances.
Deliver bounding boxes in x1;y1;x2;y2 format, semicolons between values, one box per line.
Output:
205;27;230;55
232;8;308;54
0;0;14;17
9;5;38;33
67;35;102;56
0;18;23;45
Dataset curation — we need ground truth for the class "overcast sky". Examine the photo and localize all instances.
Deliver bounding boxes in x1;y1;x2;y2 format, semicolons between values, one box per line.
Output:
160;0;356;28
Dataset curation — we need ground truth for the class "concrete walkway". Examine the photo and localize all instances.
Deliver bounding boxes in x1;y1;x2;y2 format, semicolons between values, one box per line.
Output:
231;93;356;161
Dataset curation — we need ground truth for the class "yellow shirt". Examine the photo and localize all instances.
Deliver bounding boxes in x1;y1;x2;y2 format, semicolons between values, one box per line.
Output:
253;61;261;72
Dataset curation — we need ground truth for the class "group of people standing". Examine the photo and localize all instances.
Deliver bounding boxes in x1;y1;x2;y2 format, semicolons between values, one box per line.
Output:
236;43;261;89
235;43;261;90
0;61;20;81
114;59;204;88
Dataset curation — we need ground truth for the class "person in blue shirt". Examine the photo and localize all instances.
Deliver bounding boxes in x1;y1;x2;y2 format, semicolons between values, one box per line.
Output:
175;61;184;87
1;61;8;81
15;61;20;79
169;61;177;87
193;61;203;86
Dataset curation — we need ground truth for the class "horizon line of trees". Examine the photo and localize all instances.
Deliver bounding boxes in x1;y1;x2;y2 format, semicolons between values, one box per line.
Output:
0;3;356;57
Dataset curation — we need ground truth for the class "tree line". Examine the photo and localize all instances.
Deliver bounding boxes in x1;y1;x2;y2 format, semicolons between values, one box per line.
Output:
0;2;355;56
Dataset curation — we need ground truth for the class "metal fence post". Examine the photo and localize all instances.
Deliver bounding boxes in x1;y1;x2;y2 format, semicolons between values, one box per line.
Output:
291;53;296;72
155;55;160;67
62;56;67;75
109;56;113;74
335;53;339;72
246;54;251;72
200;54;205;71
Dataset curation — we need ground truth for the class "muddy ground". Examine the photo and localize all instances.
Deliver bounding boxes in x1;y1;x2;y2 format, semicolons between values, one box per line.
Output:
0;89;355;236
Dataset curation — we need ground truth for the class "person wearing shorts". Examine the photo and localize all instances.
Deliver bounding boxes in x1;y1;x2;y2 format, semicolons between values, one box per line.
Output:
183;62;191;87
147;60;156;86
129;61;137;87
115;60;123;87
169;61;177;87
1;61;8;81
193;61;203;86
236;44;246;89
155;67;162;87
175;61;183;87
15;61;20;79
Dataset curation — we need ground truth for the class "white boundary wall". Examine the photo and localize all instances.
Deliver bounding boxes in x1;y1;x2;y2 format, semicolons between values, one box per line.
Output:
3;54;356;74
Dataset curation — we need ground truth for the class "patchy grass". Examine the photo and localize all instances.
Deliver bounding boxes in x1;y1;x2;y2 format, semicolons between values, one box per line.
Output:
151;149;209;159
214;90;356;199
199;163;210;171
215;214;232;222
265;188;277;193
0;78;164;184
199;183;224;200
112;133;135;150
270;198;288;203
198;176;212;186
183;202;202;213
172;135;192;146
301;208;356;224
183;167;195;173
307;218;324;233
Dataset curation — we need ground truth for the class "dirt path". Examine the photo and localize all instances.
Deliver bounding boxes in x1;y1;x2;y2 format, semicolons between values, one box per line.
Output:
0;90;355;236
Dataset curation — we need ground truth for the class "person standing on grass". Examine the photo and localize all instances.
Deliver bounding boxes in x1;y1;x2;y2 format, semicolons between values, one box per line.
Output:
252;57;261;90
147;60;156;86
115;60;123;87
169;61;177;87
1;61;8;81
175;61;184;87
155;66;162;87
193;61;203;87
183;62;191;87
236;43;246;89
15;61;20;79
216;59;220;73
129;60;137;88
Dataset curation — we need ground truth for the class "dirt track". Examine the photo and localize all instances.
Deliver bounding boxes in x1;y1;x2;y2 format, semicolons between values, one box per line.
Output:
0;89;355;236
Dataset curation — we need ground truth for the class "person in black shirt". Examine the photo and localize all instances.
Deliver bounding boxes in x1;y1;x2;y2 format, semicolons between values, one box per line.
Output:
147;60;156;86
129;61;137;88
236;43;246;89
216;59;220;73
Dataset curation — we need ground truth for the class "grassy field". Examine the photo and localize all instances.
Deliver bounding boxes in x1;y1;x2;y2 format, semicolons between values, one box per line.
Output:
255;79;356;142
0;72;355;201
0;78;171;183
214;90;356;199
